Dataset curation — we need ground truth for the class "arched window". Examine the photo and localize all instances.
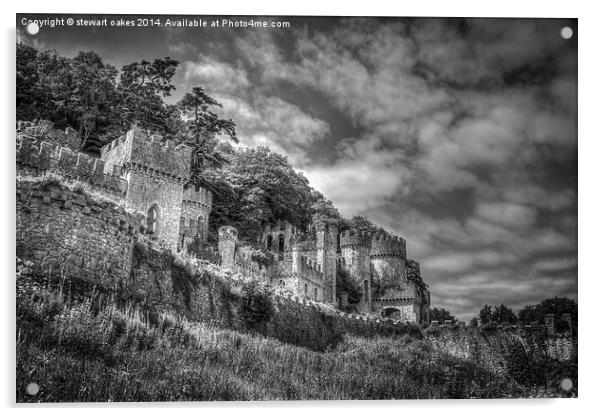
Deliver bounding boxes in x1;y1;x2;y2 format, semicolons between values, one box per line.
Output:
278;234;285;260
314;288;318;301
266;235;273;250
304;283;308;295
146;204;159;234
363;280;369;301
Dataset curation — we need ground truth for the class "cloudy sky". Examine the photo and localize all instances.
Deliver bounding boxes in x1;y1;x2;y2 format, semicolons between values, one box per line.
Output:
18;15;577;321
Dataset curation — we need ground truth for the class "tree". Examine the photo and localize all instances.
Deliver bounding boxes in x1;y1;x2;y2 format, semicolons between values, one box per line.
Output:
429;307;457;324
518;297;577;326
311;194;341;224
207;146;314;243
491;303;517;324
336;268;362;310
16;46;120;151
16;43;42;120
469;317;479;327
340;215;385;235
177;86;237;186
117;57;179;135
479;304;493;324
67;52;119;150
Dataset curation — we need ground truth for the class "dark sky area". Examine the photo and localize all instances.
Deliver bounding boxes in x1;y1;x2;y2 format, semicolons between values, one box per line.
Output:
17;14;578;321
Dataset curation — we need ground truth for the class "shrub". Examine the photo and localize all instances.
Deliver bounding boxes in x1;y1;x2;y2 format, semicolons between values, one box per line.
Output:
239;280;273;333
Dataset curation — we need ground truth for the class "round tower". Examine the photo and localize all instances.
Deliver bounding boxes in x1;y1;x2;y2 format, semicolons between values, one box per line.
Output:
369;233;407;299
218;225;238;270
340;230;372;312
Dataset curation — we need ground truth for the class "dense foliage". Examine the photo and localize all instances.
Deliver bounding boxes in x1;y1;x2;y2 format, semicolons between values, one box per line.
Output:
478;303;518;325
336;268;362;311
429;307;457;324
518;297;578;329
16;43;236;162
475;299;577;329
206;146;317;243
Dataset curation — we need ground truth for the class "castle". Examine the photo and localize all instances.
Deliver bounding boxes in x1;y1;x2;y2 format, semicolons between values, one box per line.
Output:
16;121;430;324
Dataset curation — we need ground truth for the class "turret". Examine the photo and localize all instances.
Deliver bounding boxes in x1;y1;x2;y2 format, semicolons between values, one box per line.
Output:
180;185;213;244
218;226;238;270
370;233;407;258
370;233;408;299
100;127;194;250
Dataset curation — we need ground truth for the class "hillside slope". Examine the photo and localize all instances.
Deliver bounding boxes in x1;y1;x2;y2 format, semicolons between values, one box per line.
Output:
17;275;570;402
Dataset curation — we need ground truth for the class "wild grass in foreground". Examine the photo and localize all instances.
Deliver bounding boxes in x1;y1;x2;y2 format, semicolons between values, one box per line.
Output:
17;282;566;402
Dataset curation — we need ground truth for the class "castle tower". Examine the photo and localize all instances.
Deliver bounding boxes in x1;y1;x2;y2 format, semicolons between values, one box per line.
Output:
370;233;412;320
101;128;192;251
291;241;302;275
218;226;238;270
370;233;407;290
340;230;372;313
316;220;338;304
180;185;213;246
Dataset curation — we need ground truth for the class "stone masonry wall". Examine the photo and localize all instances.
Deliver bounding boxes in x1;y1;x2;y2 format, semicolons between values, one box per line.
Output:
16;180;142;286
128;245;421;351
125;170;184;250
17;136;127;198
180;185;212;242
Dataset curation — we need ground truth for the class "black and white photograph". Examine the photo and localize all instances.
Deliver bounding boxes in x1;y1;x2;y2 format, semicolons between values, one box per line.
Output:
14;10;578;403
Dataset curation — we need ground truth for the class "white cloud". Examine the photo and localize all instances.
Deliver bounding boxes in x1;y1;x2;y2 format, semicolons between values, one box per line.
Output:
181;57;250;94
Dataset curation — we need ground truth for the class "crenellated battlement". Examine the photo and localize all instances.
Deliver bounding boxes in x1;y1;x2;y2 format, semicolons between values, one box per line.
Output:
17;120;80;151
182;185;212;210
101;128;192;181
234;248;269;278
340;230;371;248
16;181;144;236
218;226;238;241
17;137;128;197
300;255;323;275
370;233;407;258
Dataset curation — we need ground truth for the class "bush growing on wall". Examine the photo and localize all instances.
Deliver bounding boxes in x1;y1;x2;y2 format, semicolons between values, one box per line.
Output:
240;281;273;334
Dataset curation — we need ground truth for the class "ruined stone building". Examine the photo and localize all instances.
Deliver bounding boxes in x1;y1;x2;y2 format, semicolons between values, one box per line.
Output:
16;121;430;324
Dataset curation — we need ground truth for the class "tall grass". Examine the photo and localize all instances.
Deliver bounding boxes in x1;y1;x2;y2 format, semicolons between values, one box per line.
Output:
16;278;571;402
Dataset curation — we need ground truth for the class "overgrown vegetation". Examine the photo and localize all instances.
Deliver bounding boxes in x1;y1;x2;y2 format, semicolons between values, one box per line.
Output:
17;277;575;402
240;281;273;334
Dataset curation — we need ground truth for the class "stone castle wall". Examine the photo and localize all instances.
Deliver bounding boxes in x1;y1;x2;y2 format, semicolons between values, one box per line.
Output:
127;245;421;352
180;186;212;242
124;169;184;250
16;180;142;285
17;136;127;197
17;120;80;151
